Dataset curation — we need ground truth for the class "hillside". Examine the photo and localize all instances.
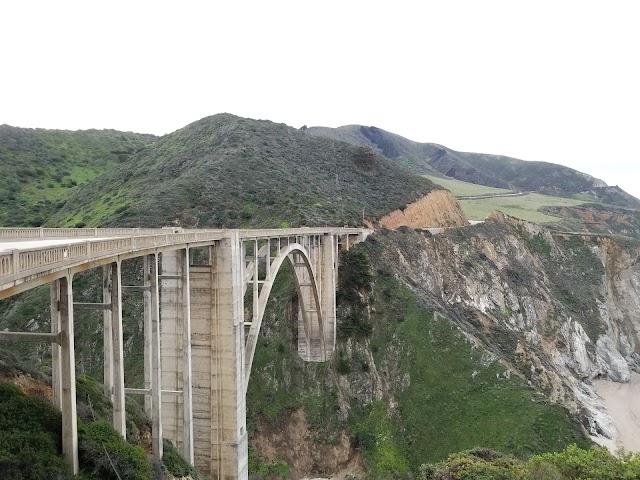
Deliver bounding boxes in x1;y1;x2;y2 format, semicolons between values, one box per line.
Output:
48;114;454;229
0;125;156;227
308;125;640;209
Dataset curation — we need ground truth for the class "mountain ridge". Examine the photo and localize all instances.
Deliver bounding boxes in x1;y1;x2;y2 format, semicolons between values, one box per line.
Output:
307;124;640;209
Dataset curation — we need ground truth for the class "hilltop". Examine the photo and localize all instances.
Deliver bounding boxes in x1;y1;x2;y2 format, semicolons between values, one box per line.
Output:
308;125;640;209
47;114;459;229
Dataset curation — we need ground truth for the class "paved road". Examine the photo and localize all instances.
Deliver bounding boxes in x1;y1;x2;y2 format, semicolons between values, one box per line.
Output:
0;238;115;255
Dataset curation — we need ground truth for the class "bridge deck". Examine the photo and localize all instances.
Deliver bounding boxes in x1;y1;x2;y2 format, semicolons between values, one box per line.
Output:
0;227;370;299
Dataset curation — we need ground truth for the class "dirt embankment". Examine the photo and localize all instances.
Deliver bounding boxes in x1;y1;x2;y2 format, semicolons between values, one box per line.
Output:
378;189;467;229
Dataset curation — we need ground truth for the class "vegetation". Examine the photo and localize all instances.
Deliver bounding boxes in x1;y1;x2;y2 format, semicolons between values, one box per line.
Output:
458;192;584;222
47;114;438;228
77;420;152;480
423;175;512;197
419;445;640;479
0;125;155;226
309;124;640;208
0;383;70;479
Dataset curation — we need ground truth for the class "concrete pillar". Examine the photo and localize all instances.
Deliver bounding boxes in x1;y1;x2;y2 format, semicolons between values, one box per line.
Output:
59;275;79;474
190;234;247;478
161;250;182;451
143;256;152;417
102;266;114;403
182;249;194;465
110;261;126;437
322;234;337;357
160;249;194;464
150;253;163;458
50;280;62;410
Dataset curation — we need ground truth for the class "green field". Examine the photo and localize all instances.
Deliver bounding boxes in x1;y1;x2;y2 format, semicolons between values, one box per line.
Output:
459;193;585;222
424;175;586;223
423;175;512;196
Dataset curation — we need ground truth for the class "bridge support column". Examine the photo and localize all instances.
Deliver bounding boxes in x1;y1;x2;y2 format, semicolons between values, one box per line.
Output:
58;275;79;474
322;234;337;357
110;261;126;437
50;280;62;410
160;248;194;465
143;256;152;417
190;235;247;478
102;266;114;404
150;253;163;458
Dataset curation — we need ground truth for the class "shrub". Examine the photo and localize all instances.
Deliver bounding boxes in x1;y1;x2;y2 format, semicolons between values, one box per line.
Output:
78;420;152;480
0;383;70;479
162;439;198;478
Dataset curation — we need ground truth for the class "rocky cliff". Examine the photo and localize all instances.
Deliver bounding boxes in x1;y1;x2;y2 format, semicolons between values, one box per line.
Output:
367;213;640;439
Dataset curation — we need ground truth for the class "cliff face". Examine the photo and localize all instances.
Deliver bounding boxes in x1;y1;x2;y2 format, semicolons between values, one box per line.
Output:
369;213;640;439
378;190;467;228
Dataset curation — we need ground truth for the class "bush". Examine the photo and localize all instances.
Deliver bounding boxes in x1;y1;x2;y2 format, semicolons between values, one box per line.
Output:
0;383;70;479
418;445;640;480
162;439;198;478
78;420;152;480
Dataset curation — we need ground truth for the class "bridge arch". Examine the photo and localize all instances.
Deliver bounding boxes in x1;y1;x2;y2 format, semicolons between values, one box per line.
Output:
243;242;326;393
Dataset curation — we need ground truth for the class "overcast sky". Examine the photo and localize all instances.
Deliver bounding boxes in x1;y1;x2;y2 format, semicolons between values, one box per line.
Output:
1;1;638;199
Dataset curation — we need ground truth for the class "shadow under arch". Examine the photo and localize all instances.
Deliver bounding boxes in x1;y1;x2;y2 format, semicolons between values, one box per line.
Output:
243;242;326;394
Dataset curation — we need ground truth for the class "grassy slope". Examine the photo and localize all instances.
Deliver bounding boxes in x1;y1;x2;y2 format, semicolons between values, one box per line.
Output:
424;174;512;196
49;115;437;228
0;125;156;227
459;193;585;223
424;174;586;222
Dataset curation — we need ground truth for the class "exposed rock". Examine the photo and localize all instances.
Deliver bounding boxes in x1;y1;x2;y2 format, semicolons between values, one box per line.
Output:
596;336;631;382
378;190;467;229
369;213;640;440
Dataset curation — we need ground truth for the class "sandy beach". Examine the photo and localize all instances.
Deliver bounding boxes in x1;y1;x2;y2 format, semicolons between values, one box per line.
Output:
593;372;640;453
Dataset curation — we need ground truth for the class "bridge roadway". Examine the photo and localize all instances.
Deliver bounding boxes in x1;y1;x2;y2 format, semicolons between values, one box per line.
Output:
0;226;370;479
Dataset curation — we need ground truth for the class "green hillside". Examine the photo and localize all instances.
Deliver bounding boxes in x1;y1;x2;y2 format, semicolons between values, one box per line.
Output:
48;114;438;228
309;125;640;209
0;125;156;227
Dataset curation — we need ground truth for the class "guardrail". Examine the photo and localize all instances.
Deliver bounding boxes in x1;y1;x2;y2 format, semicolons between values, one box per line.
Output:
0;227;189;239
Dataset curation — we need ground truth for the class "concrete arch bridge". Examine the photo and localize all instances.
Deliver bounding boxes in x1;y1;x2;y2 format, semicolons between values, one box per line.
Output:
0;226;370;478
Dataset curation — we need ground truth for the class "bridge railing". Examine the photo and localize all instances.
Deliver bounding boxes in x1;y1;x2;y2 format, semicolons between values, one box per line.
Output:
0;227;180;240
0;231;227;288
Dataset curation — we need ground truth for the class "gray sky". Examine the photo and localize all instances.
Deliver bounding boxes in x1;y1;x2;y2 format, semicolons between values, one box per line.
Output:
2;1;638;199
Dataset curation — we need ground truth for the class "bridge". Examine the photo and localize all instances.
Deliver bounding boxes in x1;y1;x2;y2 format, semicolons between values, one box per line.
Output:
0;226;370;478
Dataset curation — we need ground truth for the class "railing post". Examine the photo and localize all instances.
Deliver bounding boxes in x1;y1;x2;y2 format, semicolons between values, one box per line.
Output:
12;249;18;275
